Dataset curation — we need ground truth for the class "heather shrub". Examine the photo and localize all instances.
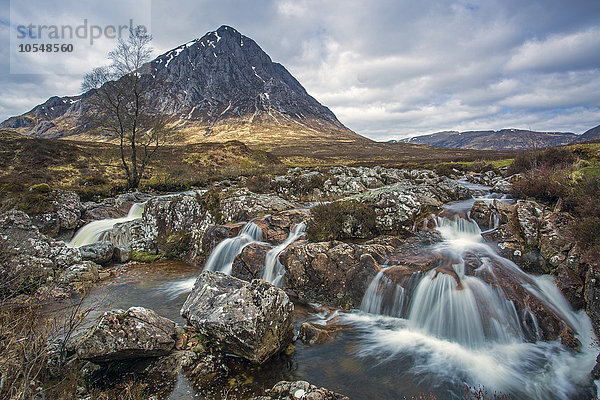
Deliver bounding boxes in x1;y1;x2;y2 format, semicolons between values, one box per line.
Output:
308;201;377;241
511;166;568;204
246;174;272;193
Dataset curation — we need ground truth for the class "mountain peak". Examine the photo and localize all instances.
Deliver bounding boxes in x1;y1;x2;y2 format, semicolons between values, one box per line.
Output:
1;25;365;149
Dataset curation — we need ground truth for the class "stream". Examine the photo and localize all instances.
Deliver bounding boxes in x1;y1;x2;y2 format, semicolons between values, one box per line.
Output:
63;184;598;399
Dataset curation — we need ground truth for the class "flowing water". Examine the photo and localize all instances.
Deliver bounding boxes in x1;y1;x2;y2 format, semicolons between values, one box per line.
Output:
203;221;263;275
351;200;598;399
68;202;146;248
60;185;598;399
262;221;306;286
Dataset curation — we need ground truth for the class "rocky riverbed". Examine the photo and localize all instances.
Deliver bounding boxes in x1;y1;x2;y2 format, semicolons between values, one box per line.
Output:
1;166;598;399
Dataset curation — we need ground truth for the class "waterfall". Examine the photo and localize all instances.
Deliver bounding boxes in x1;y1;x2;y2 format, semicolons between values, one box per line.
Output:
350;210;598;399
203;221;263;275
68;202;145;248
360;270;405;317
262;221;306;286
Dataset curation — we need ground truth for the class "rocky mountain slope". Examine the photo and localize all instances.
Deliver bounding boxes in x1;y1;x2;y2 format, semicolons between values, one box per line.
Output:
0;25;367;150
581;124;600;141
397;128;584;150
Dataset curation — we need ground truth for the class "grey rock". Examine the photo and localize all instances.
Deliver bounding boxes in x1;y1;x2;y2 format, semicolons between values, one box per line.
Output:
57;261;100;287
252;380;350;400
0;210;82;289
79;242;114;265
32;190;83;238
112;246;131;263
492;178;512;194
221;190;297;223
76;307;177;362
180;271;294;364
105;193;215;266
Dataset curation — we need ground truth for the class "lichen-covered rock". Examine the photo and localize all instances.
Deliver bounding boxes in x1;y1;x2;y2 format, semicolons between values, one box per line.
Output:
492;178;512;194
180;271;294;364
252;380;350;400
0;210;82;297
349;174;470;234
82;192;150;222
56;261;100;291
280;241;391;308
31;190;83;238
254;209;311;244
478;199;592;313
232;242;272;281
79;241;114;265
76;307;177;362
105;193;215;266
585;264;600;336
220;191;297;223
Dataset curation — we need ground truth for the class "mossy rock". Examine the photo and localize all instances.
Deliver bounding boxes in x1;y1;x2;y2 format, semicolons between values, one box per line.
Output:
130;250;162;263
30;183;51;193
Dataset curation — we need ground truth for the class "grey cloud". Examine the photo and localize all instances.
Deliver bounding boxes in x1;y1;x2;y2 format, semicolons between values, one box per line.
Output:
1;0;599;139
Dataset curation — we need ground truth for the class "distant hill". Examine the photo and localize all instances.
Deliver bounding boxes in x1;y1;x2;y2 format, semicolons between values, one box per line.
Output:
580;124;600;141
397;129;580;150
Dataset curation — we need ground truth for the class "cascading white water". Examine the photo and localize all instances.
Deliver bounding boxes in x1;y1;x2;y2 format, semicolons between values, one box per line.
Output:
68;202;145;248
203;221;263;275
262;221;306;286
360;270;406;317
349;208;599;398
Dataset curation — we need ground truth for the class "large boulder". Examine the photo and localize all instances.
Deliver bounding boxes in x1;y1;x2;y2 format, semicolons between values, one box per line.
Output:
79;241;114;265
76;307;177;362
82;191;149;222
180;271;294;364
31;190;83;239
0;210;82;298
252;380;350;400
349;173;471;234
479;199;591;312
105;193;215;266
220;190;297;223
280;240;391;308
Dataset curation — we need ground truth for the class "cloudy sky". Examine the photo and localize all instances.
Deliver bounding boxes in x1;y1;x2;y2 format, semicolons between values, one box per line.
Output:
2;0;600;140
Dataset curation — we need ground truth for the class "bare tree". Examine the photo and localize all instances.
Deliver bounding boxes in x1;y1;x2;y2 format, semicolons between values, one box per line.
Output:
82;26;172;189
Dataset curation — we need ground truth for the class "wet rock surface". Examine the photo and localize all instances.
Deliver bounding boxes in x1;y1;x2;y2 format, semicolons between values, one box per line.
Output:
298;322;343;345
82;192;150;222
280;240;389;308
181;271;294;364
76;307;177;362
478;199;590;312
254;209;311;244
79;241;114;265
252;380;350;400
232;242;272;281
